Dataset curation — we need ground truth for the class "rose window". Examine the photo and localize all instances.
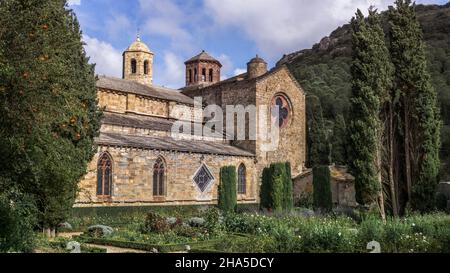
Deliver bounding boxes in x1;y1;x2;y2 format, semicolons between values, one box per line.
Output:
272;95;290;128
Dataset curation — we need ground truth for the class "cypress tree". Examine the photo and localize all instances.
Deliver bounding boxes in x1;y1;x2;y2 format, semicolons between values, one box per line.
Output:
260;163;287;213
218;166;237;213
282;162;293;212
331;114;348;166
389;0;441;212
0;0;101;231
312;166;332;213
349;8;392;218
308;96;331;167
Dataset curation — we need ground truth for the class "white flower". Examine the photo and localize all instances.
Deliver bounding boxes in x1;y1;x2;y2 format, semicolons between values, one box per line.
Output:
338;232;342;237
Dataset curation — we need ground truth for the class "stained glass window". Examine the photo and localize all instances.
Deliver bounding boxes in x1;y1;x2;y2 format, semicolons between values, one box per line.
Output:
272;95;290;128
97;153;113;197
193;164;214;192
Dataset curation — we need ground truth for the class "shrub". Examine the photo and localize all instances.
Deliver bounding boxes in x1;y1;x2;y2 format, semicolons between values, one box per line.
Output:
87;225;114;238
436;193;448;211
313;165;332;212
0;192;36;253
218;166;237;213
142;212;170;234
188;217;206;228
295;192;314;209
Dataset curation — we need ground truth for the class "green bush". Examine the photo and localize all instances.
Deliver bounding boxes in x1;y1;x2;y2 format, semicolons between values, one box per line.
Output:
142;212;170;234
218;166;237;213
295;192;314;209
313;166;333;212
0;192;36;253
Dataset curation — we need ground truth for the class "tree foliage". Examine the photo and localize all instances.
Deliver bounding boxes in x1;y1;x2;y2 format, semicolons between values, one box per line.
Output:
349;8;393;212
389;0;441;212
0;0;101;229
286;2;450;180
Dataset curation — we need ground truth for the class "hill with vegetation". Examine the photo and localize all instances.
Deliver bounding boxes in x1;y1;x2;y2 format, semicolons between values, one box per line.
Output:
281;2;450;180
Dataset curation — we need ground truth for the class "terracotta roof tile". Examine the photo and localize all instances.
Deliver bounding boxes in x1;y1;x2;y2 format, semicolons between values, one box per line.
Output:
97;76;193;105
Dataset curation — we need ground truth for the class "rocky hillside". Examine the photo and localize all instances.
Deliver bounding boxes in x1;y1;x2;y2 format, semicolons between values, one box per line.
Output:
280;2;450;179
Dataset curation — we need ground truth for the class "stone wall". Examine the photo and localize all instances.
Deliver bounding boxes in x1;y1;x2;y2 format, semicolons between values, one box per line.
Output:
76;146;257;206
97;89;197;122
255;67;306;179
293;167;357;208
123;51;153;86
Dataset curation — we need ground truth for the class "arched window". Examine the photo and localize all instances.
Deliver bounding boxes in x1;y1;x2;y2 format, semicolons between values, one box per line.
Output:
131;59;137;74
97;153;113;197
238;164;246;194
202;68;206;82
144;60;149;75
194;68;198;82
153;157;166;197
189;69;193;83
209;69;213;82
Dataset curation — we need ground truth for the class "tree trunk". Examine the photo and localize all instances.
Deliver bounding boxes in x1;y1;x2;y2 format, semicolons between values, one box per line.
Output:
376;141;386;223
389;103;399;217
404;97;412;204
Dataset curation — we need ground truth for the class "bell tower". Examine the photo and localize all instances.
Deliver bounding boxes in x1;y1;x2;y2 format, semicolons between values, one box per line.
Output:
123;36;154;86
185;50;222;87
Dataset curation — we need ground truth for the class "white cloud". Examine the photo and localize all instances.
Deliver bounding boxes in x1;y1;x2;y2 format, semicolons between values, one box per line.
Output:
154;51;185;89
234;68;247;76
105;14;133;42
68;0;81;6
203;0;397;61
138;0;196;53
83;35;122;77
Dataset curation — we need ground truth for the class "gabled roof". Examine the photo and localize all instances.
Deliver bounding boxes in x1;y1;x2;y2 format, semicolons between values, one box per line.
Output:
185;50;222;66
97;76;194;105
96;132;255;157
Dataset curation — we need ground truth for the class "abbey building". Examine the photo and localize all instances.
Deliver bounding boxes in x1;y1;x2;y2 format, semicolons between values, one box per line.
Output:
76;37;306;207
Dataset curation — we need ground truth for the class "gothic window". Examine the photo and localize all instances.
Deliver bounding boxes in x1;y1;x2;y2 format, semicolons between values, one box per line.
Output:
271;95;291;128
209;69;213;82
193;164;214;192
238;164;247;195
202;68;206;82
144;60;149;75
97;152;113;197
153;157;166;197
131;59;137;74
189;69;193;83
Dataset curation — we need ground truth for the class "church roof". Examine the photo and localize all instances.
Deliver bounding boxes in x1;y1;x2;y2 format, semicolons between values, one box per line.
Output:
125;37;152;53
96;132;255;157
248;55;267;64
97;76;194;105
185;50;222;66
102;112;175;132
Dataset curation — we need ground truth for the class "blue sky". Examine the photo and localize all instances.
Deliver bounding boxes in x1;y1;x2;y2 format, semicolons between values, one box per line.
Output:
68;0;448;88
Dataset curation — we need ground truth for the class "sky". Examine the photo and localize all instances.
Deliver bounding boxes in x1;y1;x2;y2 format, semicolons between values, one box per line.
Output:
68;0;447;88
